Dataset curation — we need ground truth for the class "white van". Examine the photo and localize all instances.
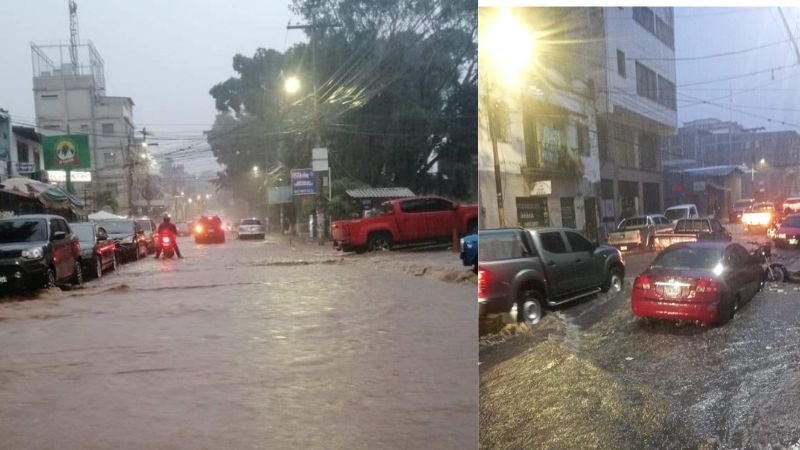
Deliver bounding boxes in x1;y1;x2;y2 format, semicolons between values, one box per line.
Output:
664;204;700;224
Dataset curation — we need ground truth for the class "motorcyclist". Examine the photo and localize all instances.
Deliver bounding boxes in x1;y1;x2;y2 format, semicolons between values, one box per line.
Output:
155;214;183;258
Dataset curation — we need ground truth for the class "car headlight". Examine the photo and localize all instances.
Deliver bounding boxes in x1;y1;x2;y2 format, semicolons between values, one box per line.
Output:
21;247;43;259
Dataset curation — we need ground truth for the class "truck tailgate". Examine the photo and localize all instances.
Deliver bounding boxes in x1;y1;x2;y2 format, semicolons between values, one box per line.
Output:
653;233;697;250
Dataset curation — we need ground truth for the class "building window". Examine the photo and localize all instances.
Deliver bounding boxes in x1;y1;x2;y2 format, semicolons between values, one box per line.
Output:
636;62;658;101
617;50;626;77
655;15;675;49
633;7;655;33
577;124;590;156
17;141;29;163
657;75;676;110
561;197;577;229
639;131;659;170
44;125;60;130
40;94;58;100
80;124;89;130
614;123;636;168
516;196;550;228
102;123;115;135
104;152;117;164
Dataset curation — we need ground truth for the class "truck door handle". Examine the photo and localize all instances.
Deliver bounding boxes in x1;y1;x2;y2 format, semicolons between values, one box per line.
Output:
547;261;556;266
575;258;582;263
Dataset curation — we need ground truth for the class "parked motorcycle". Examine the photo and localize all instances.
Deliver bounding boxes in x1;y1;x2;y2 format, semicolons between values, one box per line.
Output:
749;240;786;283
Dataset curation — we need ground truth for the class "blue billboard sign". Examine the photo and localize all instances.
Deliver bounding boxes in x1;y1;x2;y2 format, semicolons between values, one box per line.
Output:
291;169;316;196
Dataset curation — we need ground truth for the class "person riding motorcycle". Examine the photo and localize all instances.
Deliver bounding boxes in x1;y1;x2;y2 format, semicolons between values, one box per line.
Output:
155;214;183;258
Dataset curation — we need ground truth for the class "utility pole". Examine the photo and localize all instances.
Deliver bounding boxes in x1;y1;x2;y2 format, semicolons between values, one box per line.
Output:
287;14;340;244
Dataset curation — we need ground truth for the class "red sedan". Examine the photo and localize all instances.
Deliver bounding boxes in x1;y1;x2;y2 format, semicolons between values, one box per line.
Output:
775;214;800;249
631;242;763;325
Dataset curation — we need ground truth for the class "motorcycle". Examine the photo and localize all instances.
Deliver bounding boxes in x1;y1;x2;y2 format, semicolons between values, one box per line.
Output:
160;235;176;259
749;240;786;283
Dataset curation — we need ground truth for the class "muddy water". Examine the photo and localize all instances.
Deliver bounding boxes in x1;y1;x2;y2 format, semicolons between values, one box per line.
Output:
0;237;477;449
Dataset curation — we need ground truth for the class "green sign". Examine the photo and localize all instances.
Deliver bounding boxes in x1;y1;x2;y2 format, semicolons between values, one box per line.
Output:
43;134;91;170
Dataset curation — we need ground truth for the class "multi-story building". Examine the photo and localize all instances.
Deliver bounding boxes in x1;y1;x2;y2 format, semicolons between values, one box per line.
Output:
662;118;800;212
31;42;142;213
478;7;676;239
0;109;47;183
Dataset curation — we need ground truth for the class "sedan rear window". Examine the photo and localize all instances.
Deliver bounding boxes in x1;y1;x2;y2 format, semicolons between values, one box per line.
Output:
241;219;261;225
651;247;723;270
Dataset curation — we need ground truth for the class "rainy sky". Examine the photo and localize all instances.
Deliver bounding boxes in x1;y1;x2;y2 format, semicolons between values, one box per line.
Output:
0;0;302;173
3;4;800;172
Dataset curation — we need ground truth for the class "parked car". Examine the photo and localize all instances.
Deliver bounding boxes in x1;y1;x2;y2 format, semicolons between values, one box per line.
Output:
331;196;478;253
135;218;158;254
460;233;478;273
631;242;763;325
664;204;700;224
729;198;755;223
774;213;800;249
653;218;731;250
176;221;190;237
742;202;779;233
70;222;117;279
782;197;800;214
95;219;148;262
194;215;225;244
0;215;82;292
477;227;625;326
607;214;673;251
237;218;265;240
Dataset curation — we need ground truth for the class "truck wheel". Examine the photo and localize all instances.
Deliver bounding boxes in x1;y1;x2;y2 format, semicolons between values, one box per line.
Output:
95;257;103;279
517;290;544;326
43;267;56;290
367;233;392;252
602;267;624;294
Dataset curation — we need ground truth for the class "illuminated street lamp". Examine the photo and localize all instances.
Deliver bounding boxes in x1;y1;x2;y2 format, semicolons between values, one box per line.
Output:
285;76;300;94
188;198;193;204
481;7;535;227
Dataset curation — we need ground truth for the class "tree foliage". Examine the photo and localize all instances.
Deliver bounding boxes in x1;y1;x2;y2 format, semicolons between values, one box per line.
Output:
207;0;477;214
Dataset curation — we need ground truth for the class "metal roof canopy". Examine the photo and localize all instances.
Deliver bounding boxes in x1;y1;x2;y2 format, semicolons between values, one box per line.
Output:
671;164;750;177
345;188;415;199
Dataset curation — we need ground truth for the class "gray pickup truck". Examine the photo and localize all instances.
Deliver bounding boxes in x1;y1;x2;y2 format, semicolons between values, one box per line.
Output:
478;227;625;326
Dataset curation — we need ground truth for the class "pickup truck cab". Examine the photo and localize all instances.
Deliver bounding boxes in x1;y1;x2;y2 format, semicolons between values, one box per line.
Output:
607;214;673;251
653;217;731;250
664;204;700;224
478;227;625;326
331;196;478;253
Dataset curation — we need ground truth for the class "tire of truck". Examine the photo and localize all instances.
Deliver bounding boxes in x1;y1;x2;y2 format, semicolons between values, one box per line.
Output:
517;290;545;327
601;266;624;294
367;232;392;252
716;294;737;325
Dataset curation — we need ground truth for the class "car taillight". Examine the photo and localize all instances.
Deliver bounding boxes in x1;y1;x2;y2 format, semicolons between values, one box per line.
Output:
691;278;720;302
632;275;658;300
478;269;488;300
633;275;651;290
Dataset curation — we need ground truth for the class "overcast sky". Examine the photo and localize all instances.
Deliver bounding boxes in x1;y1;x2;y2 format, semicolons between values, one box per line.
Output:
4;5;800;173
0;0;303;174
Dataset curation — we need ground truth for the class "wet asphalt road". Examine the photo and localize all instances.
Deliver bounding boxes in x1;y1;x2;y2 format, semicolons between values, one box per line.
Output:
480;228;800;449
0;236;477;449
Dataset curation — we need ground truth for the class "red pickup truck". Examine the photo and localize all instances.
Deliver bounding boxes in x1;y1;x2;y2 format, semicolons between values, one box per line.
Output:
331;196;479;253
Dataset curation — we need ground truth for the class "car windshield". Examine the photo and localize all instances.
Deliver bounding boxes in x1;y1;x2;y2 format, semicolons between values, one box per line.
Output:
96;220;133;234
783;216;800;228
0;219;47;243
751;203;774;211
665;209;686;221
242;219;261;225
71;224;95;242
734;200;752;208
650;247;723;270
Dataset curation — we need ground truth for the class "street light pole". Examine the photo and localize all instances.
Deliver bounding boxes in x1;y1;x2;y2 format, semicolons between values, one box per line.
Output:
486;79;506;228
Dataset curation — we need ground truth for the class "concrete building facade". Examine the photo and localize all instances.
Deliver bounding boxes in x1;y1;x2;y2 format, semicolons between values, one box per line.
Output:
31;42;141;213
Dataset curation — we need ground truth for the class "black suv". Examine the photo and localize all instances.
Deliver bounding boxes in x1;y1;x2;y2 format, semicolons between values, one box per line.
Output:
478;227;625;326
0;215;83;292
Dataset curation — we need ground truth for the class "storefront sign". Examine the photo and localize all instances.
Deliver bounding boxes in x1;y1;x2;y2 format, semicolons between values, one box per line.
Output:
47;170;92;182
693;181;706;192
16;162;35;174
43;134;91;169
530;180;552;196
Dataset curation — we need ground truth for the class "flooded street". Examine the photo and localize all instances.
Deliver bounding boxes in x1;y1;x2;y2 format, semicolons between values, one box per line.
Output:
480;244;800;449
0;236;477;449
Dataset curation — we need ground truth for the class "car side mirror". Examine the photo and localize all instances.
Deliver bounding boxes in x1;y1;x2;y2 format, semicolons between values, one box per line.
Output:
97;234;107;242
52;231;66;241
